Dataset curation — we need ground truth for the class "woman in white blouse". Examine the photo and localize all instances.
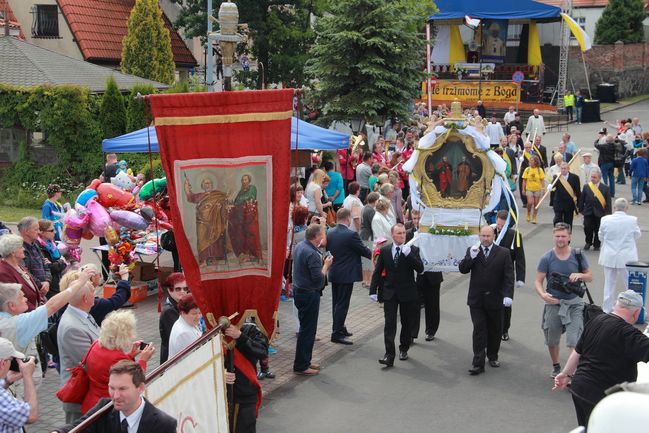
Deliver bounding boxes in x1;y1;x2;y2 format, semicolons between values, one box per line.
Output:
168;293;203;358
371;198;394;242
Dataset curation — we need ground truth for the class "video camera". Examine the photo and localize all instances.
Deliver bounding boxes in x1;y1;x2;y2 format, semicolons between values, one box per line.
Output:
550;272;587;298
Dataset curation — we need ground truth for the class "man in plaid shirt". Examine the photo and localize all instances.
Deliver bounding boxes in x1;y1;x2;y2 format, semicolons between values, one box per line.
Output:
0;337;38;432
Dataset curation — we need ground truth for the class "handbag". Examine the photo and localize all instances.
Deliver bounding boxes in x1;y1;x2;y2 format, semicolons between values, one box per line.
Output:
56;340;97;404
325;208;336;227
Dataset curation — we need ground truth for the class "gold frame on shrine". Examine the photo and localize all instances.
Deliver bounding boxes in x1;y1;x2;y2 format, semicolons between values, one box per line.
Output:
412;130;495;209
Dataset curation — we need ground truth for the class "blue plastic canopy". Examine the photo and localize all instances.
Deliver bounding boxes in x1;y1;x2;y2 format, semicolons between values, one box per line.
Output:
102;117;350;153
429;0;561;21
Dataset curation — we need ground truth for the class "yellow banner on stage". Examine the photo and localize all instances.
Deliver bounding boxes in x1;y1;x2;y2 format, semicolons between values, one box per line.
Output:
424;80;519;104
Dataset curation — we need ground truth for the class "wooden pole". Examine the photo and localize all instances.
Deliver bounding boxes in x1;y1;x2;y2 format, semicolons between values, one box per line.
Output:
426;23;432;117
535;149;581;209
581;51;593;99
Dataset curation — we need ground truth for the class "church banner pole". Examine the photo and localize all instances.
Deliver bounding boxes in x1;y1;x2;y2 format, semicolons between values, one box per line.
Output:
426;22;432;117
581;51;592;99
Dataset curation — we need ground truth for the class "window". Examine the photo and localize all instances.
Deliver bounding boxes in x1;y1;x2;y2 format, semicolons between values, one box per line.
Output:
507;24;523;42
32;5;59;38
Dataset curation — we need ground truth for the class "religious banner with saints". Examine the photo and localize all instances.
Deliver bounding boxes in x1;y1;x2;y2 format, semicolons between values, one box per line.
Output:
148;90;293;337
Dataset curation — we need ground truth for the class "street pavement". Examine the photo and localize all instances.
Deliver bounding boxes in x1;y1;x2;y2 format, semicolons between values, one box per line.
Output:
18;98;649;432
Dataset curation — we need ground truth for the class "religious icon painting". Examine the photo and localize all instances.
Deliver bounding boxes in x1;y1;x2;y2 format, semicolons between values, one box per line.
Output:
174;156;272;280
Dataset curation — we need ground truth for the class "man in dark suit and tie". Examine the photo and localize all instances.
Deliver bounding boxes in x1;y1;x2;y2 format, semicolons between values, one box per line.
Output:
370;224;424;367
493;210;526;342
53;360;177;433
578;167;612;250
459;225;514;375
550;162;581;229
327;208;372;345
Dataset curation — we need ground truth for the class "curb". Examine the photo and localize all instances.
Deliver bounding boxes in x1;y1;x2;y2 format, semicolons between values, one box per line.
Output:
600;95;649;115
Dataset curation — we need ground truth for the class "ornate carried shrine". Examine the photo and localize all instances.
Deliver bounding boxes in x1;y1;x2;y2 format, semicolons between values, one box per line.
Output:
403;100;518;272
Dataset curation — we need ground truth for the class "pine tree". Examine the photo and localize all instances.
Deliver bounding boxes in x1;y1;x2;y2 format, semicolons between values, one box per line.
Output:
100;76;126;139
594;0;645;45
306;0;436;125
125;84;156;132
121;0;176;84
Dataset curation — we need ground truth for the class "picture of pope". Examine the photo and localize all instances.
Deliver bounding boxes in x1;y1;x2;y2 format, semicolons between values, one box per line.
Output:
485;22;505;57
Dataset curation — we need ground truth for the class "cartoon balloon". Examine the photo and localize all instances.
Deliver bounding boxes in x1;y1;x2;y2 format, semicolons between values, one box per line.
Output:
110;210;148;230
76;189;98;207
81;229;94;240
139;206;155;223
111;172;136;191
104;226;120;245
63;225;82;246
87;179;102;190
56;242;69;256
138;177;167;201
96;183;135;208
64;210;89;229
86;199;111;237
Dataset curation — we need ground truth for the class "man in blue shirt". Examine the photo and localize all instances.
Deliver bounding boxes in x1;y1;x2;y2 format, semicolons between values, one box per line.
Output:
292;223;333;376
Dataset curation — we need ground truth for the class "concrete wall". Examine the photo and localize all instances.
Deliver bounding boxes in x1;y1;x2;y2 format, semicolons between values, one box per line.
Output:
567;42;649;99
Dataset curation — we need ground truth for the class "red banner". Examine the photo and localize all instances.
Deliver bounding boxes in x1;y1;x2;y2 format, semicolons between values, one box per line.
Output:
148;90;293;337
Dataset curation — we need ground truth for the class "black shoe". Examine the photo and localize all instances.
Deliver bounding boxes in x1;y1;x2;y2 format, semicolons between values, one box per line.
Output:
468;366;485;375
643;199;649;203
378;356;394;367
331;337;353;345
342;330;353;337
501;332;510;341
399;351;409;361
489;360;501;368
264;371;276;379
425;334;435;341
583;244;591;250
257;371;266;380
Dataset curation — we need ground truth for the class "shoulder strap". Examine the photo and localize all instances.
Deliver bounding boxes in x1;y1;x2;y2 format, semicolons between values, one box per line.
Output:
573;247;583;273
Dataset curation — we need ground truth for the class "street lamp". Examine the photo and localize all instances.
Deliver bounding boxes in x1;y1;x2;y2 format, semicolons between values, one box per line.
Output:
207;2;242;91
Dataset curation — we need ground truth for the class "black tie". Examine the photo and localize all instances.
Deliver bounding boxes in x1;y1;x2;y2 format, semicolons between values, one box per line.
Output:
483;246;489;257
394;246;401;264
121;418;129;433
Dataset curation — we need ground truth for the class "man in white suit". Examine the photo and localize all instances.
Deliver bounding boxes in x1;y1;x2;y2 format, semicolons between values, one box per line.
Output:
57;272;101;422
598;198;641;313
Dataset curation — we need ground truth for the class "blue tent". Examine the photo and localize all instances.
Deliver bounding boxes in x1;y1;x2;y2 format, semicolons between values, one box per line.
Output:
429;0;561;21
102;117;349;153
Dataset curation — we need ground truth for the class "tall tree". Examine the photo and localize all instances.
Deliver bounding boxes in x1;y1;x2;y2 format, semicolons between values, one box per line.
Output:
125;84;156;132
306;0;436;125
100;76;126;139
121;0;176;84
594;0;644;45
170;0;324;87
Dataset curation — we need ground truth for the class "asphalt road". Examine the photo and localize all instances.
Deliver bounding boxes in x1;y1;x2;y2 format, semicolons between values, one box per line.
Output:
258;100;649;433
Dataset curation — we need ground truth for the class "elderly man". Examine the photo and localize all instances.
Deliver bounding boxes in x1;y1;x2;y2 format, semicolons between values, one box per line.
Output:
17;217;50;304
503;106;516;125
57;271;101;422
0;272;90;396
551;141;573;166
597;198;641;313
554;290;649;428
562;133;577;155
550;162;581;229
579;167;612;251
524;109;547;137
81;263;131;326
0;338;38;431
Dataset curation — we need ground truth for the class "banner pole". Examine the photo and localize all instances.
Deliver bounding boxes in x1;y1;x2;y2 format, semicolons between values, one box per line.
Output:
426;22;432;117
581;51;592;99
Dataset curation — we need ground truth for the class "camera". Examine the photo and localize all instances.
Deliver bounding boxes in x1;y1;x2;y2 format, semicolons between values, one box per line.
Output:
9;357;33;372
550;272;587;298
139;342;149;350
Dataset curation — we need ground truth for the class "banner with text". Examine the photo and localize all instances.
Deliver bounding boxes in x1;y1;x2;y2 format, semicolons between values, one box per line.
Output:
427;80;519;104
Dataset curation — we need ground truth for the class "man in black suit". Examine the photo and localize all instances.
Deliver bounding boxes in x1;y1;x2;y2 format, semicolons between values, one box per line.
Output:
370;223;424;367
550;141;573;166
327;208;372;345
533;135;549;168
53;360;177;433
578;167;612;250
550;162;581;229
493;210;526;342
459;225;514;375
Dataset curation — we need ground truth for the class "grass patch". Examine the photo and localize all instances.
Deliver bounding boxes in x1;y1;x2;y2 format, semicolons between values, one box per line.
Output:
0;206;41;224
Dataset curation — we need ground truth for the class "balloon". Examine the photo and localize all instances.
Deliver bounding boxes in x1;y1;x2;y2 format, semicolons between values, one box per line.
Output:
111;172;136;191
56;242;69;256
139;206;155;223
76;189;98;207
87;179;101;190
63;225;82;246
104;226;119;245
86;199;111;237
64;211;89;229
110;210;148;230
81;229;94;240
138;177;167;201
96;183;135;208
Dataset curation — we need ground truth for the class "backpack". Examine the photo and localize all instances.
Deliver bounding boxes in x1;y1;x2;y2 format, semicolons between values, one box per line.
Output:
575;248;604;324
613;140;626;168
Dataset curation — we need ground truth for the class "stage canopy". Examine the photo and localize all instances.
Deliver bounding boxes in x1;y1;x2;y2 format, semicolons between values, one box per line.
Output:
429;0;561;21
102;117;350;153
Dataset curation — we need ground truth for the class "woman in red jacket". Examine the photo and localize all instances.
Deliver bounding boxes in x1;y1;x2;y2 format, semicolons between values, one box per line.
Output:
80;309;155;413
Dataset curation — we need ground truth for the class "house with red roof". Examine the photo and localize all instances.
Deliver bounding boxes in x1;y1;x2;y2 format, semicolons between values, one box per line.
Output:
6;0;197;79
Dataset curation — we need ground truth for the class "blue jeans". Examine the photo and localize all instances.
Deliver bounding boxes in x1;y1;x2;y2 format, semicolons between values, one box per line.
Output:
600;162;615;196
632;177;645;203
575;106;582;123
293;290;320;371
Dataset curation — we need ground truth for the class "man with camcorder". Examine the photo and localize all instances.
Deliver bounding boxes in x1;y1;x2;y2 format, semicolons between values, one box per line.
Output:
0;337;38;432
535;223;592;379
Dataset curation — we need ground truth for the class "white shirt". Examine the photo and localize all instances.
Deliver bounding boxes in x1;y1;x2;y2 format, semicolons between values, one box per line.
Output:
391;243;404;260
371;212;393;243
120;396;146;433
168;316;202;358
524;115;546;135
342;195;363;231
485;122;504;144
598;211;641;268
503;111;516;124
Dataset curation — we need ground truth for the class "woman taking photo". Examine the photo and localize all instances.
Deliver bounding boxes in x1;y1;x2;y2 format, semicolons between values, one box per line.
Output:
522;155;545;224
168;293;203;358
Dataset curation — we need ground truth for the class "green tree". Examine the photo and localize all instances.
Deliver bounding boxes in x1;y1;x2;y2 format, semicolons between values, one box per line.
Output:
171;0;325;87
594;0;645;45
121;0;176;84
125;84;156;132
100;76;126;139
306;0;436;125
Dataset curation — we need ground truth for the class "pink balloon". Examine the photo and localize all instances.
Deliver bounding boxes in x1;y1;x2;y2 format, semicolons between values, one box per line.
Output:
64;211;89;229
110;210;148;230
86;199;111;237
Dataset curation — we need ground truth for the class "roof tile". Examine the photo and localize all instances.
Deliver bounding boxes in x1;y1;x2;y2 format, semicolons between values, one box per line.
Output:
0;0;25;39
